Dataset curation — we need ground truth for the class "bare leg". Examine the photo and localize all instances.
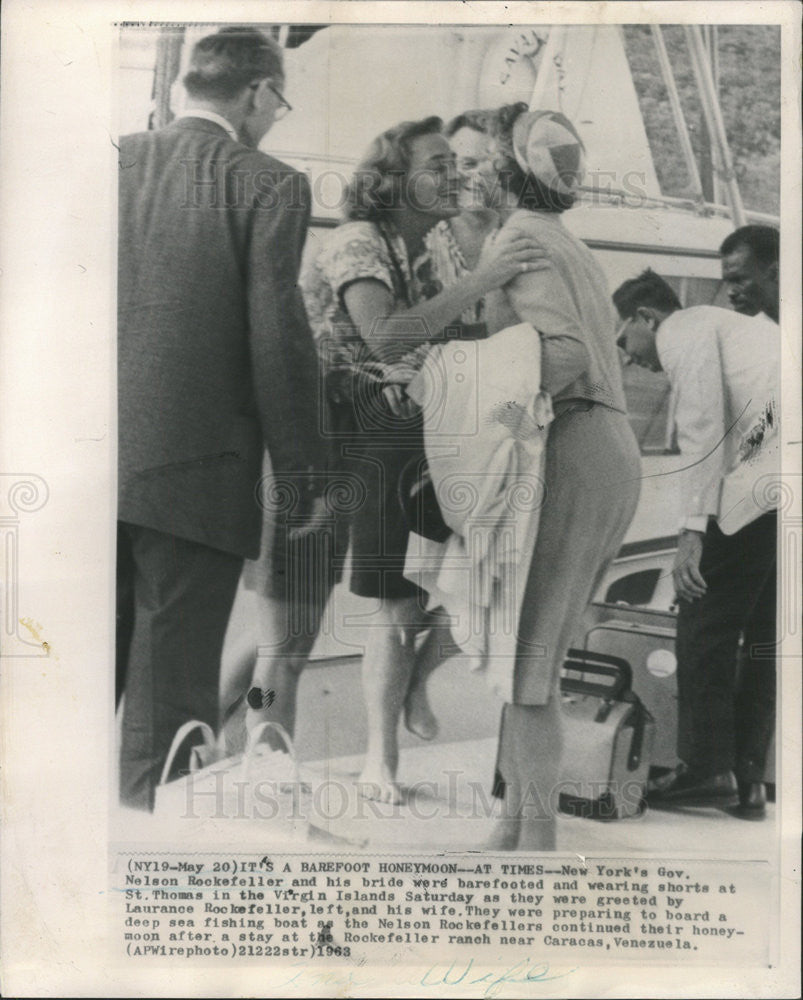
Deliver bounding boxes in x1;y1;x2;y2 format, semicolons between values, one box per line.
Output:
403;615;454;740
485;695;563;851
219;578;328;754
245;640;312;743
484;709;522;851
515;700;560;852
358;596;419;804
220;581;257;714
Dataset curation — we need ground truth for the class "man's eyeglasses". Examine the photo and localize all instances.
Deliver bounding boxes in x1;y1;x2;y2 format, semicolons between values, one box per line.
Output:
267;82;292;120
615;315;633;343
615;315;634;362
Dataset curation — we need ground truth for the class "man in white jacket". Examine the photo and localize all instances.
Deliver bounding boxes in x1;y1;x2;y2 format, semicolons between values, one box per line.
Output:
613;269;778;819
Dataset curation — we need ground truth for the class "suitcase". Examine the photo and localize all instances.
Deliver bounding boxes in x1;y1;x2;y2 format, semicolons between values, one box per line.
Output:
558;649;655;820
583;604;683;774
583;602;776;787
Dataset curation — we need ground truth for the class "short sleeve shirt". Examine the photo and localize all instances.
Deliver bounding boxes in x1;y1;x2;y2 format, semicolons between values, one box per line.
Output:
300;220;412;358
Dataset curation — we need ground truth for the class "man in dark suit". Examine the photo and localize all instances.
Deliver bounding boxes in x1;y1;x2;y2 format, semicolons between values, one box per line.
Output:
117;27;325;809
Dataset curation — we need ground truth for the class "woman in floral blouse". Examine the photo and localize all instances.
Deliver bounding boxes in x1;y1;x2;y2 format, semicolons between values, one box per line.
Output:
301;115;546;804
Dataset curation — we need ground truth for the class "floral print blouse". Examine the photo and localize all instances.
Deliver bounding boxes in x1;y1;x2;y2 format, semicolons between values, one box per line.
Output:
420;220;483;324
300;218;482;402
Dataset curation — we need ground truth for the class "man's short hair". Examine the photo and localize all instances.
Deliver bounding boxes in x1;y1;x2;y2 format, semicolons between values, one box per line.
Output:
612;269;682;319
719;225;779;266
183;27;284;101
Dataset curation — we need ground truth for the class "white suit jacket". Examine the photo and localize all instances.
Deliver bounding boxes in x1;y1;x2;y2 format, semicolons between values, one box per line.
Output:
657;306;779;535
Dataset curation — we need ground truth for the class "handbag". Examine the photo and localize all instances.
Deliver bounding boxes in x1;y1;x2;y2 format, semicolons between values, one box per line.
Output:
153;719;310;842
398;452;452;543
558;649;655;820
382;229;456;543
492;650;655;819
153;719;368;846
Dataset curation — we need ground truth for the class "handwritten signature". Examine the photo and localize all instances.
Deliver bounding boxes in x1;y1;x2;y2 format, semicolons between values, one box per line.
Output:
275;968;373;992
421;958;574;997
272;957;572;997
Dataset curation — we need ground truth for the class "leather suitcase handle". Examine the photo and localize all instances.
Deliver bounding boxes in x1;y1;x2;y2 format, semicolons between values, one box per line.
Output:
563;648;633;700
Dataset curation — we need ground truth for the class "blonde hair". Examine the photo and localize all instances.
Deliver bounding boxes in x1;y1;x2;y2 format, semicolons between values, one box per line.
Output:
344;116;444;222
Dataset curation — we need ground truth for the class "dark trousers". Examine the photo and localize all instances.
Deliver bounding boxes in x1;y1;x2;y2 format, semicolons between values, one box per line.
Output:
116;522;242;810
676;512;776;783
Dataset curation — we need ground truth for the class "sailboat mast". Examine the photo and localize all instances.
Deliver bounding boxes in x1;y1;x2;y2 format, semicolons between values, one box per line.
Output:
150;27;185;131
649;25;704;203
685;25;747;226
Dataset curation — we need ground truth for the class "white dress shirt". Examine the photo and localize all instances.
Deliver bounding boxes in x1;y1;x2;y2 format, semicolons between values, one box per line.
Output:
177;109;238;142
657;305;779;532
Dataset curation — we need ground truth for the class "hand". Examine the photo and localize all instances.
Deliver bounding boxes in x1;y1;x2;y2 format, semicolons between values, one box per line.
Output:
382;383;420;418
287;493;330;541
672;530;707;602
476;229;549;291
382;359;421;386
381;358;423;418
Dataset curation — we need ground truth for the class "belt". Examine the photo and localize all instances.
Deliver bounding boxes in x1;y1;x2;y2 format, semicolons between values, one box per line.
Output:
552;398;597;416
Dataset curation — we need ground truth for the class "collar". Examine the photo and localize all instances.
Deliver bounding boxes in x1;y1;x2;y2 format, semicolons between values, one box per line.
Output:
177;109;238;142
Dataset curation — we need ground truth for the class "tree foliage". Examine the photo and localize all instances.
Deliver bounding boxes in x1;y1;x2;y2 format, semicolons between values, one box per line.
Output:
622;25;780;214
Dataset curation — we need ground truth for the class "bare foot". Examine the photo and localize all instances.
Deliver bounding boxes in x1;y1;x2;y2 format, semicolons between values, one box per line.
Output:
403;680;439;741
483;815;521;851
220;697;248;757
517;817;556;852
357;762;403;805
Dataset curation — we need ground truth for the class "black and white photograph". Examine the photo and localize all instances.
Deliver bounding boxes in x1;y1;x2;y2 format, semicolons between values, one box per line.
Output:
1;1;800;997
